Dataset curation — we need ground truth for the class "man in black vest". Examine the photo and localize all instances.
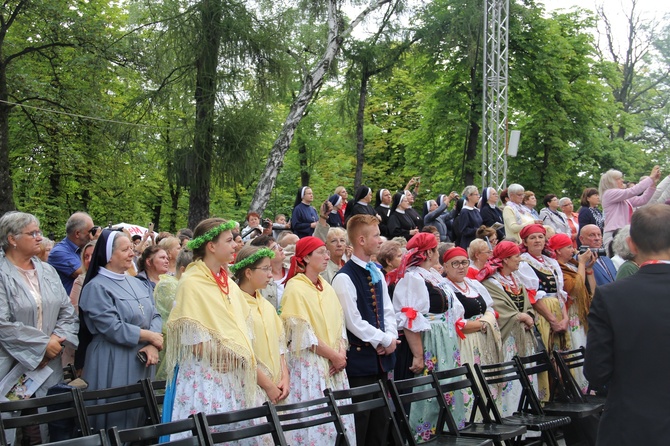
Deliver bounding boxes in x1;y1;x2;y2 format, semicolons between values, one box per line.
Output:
332;214;399;446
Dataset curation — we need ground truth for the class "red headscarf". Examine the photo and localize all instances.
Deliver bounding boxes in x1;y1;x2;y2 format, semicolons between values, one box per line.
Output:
442;247;468;264
519;223;546;240
283;236;325;284
393;233;438;283
476;241;520;282
547;233;572;252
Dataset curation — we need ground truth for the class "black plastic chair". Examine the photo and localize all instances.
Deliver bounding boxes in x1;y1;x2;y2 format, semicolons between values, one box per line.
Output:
275;395;349;445
516;353;602;446
325;380;404;446
109;414;206;446
80;380;160;435
432;364;526;445
516;352;603;417
199;402;287;446
42;430;110;446
387;374;493;446
552;348;606;405
474;360;571;446
0;387;89;446
145;379;166;419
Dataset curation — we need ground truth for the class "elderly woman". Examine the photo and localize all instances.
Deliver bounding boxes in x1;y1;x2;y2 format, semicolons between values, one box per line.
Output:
479;187;505;240
136;245;170;294
466;238;493;280
279;236;355;445
477;241;536;416
548;233;595;395
539;194;571;235
164;219;260;441
442;247;502;420
0;212;78;443
600;166;661;249
457;185;483;249
319;227;347;284
516;225;570;353
38;237;54;262
388;191;418;241
232;246;290;405
392;233;465;442
559;197;580;248
503;184;537;241
613;225;639;280
80;229;162;431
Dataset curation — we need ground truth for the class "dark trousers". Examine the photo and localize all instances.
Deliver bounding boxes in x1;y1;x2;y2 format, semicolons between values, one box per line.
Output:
348;374;390;446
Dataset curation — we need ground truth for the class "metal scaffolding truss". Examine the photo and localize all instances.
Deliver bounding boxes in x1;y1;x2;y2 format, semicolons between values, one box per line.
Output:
482;0;509;192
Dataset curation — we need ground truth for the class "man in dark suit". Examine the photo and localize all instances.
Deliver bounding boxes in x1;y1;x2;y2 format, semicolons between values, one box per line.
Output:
579;224;617;285
585;204;670;446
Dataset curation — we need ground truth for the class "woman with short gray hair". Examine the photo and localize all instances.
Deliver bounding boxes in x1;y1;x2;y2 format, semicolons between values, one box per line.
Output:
502;184;536;241
0;211;79;443
613;225;638;280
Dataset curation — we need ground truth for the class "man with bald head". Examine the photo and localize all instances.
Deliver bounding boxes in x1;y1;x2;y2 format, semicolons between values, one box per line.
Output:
585;204;670;445
48;212;95;293
579;224;617;286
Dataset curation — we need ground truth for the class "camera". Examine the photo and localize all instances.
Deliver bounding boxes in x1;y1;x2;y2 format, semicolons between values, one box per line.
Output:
261;218;272;229
578;246;606;257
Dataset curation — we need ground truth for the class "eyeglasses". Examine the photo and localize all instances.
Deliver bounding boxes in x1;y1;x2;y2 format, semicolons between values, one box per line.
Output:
449;260;470;268
251;266;273;272
22;230;43;239
270;243;283;251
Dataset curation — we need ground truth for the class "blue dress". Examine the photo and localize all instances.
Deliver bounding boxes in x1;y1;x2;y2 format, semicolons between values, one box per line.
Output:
80;269;162;431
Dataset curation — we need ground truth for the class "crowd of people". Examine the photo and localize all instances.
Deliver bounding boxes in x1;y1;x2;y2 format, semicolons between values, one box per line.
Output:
1;165;668;445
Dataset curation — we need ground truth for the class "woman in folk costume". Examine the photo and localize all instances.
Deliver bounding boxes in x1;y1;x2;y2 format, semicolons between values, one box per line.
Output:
392;233;466;442
279;236;356;445
164;218;260;443
441;247;502;422
516;224;570;401
547;233;595;394
477;241;538;417
231;245;290;404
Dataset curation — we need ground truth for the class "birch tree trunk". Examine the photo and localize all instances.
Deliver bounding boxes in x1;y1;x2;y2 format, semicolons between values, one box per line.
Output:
249;0;391;214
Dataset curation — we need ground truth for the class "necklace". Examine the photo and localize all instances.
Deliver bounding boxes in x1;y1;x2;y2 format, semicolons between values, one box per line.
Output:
313;278;323;292
118;278;145;315
451;280;470;295
497;272;520;294
213;267;231;303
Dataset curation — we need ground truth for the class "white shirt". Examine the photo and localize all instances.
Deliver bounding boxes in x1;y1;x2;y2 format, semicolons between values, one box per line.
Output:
331;254;397;348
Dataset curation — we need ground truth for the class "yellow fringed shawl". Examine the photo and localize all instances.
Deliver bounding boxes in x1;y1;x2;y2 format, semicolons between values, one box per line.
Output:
165;260;257;397
279;273;345;352
244;290;286;384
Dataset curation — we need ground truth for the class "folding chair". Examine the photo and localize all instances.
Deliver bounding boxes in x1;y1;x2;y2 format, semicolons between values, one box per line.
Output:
0;387;89;446
80;380;160;435
275;395;349;445
474;360;571;446
42;429;110;446
552;348;606;405
110;414;206;446
325;380;403;446
432;364;526;444
387;374;493;446
199;402;286;446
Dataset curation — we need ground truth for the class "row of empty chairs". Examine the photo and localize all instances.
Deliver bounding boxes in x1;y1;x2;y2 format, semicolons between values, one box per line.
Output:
1;347;602;446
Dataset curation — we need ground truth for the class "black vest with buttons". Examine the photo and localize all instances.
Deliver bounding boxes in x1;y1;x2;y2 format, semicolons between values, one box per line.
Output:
337;260;396;376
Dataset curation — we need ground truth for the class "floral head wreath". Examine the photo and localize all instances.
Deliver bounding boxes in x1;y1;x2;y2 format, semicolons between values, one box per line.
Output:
230;248;275;274
187;221;237;250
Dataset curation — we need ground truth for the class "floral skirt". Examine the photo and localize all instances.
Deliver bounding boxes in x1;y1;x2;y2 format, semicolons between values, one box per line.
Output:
408;322;463;443
567;305;589;394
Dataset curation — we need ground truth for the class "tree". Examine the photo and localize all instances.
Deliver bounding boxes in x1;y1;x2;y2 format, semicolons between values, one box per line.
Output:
248;0;394;214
